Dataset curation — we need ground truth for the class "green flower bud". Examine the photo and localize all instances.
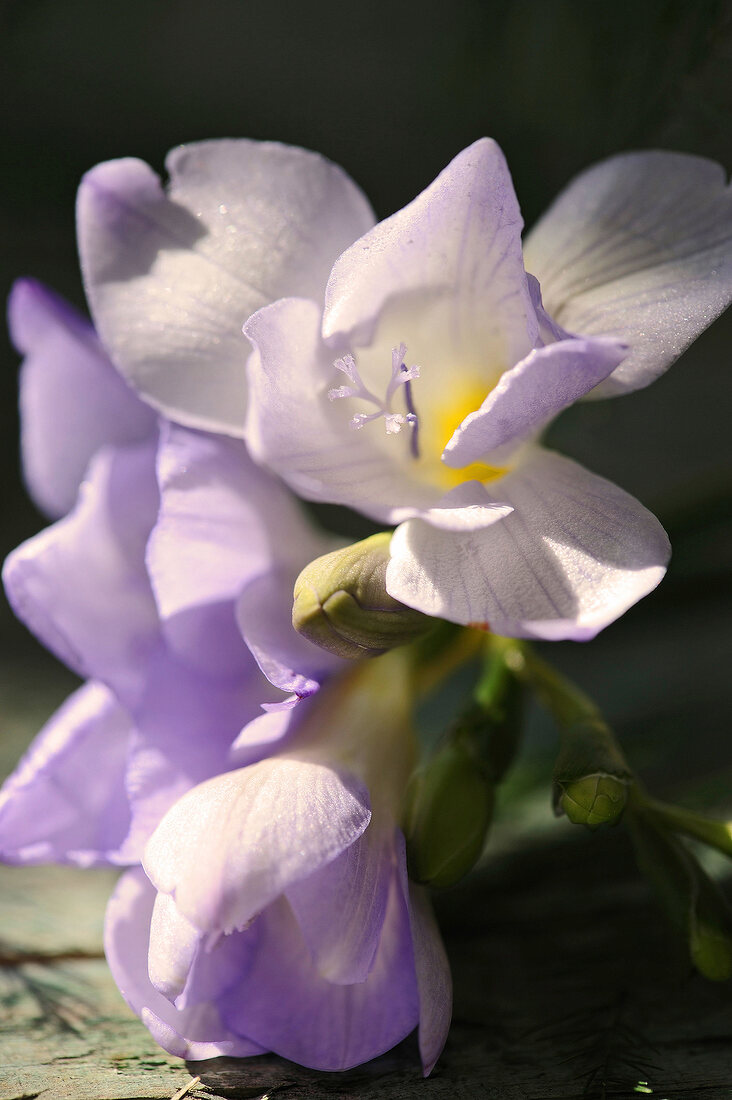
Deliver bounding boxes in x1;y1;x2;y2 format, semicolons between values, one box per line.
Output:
553;717;632;830
558;772;631;828
292;532;433;659
404;740;494;889
691;920;732;982
628;806;732;982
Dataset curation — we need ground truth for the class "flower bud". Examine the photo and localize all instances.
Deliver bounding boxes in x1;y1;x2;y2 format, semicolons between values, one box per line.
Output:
404;739;494;889
557;772;630;828
292;532;433;659
553;717;632;830
628;807;732;982
691;919;732;982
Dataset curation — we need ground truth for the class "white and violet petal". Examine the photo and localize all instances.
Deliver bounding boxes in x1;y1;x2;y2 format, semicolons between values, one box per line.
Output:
78;141;375;434
387;448;670;639
524;151;732;396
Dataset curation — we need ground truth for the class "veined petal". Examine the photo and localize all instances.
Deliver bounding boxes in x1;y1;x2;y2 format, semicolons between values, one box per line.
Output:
524;151;732;396
78;141;375;434
245;297;439;521
143;759;371;934
286;823;394;984
8;279;155;518
2;441;160;706
219;880;419;1071
0;681;132;867
323;138;538;367
387;448;670;639
444;336;627;467
105;868;263;1059
147;423;329;678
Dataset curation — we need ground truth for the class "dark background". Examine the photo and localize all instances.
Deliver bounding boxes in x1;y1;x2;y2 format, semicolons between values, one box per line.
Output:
1;0;731;809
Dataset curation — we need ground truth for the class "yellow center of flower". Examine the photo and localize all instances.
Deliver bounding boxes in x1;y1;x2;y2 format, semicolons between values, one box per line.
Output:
329;346;507;490
416;376;507;489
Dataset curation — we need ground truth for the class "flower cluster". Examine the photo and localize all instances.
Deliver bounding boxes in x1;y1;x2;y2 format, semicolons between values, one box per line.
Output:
1;138;730;1073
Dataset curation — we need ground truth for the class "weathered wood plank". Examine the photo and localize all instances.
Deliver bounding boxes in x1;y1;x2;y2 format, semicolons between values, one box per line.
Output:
1;830;732;1100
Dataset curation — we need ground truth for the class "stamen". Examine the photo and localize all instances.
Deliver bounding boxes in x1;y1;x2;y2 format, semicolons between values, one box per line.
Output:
329;345;421;457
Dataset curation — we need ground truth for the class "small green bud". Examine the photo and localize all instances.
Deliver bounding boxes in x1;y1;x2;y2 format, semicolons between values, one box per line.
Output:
691;920;732;982
404;740;494;889
292;532;433;659
553;717;632;830
558;772;631;828
628;806;732;982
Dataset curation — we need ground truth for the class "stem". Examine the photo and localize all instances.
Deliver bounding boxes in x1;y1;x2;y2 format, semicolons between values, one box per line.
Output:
641;796;732;858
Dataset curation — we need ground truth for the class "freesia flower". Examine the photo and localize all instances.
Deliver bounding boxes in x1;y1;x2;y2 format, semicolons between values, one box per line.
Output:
2;156;450;1071
242;139;731;640
106;650;451;1072
1;137;372;864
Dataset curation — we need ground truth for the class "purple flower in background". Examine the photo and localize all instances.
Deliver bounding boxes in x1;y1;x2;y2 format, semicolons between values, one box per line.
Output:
1;138;449;1075
243;140;732;639
106;651;450;1072
1;138;372;865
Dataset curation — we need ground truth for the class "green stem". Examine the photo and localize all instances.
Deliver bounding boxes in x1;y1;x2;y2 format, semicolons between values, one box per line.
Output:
641;796;732;858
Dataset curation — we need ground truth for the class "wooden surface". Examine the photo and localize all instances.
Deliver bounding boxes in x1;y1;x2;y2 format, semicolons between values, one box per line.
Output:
2;826;732;1100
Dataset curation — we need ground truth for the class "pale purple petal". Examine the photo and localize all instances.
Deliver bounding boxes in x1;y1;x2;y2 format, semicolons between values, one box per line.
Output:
0;681;132;867
406;883;452;1076
286;823;393;984
524;151;732;397
148;891;255;1012
219;883;419;1070
245;297;439;520
78;141;375;434
143;759;371;934
2;441;160;707
148;423;329;678
387;448;670;639
444;336;627;467
8;279;155;518
323;138;538;368
119;646;265;860
229;705;300;769
236;569;343;697
105;868;263;1059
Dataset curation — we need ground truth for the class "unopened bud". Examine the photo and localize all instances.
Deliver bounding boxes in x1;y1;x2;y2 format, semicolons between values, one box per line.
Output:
558;772;630;828
628;806;732;982
553;717;632;830
404;740;494;889
293;532;433;660
691;920;732;982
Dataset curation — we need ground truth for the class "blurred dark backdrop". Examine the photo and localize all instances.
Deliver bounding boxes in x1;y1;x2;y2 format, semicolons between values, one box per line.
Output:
1;0;731;794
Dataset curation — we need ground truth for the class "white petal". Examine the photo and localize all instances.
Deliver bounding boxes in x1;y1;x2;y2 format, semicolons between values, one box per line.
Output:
387;448;670;639
524;151;732;396
245;297;438;520
78;141;375;433
444;335;627;466
323;138;538;367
